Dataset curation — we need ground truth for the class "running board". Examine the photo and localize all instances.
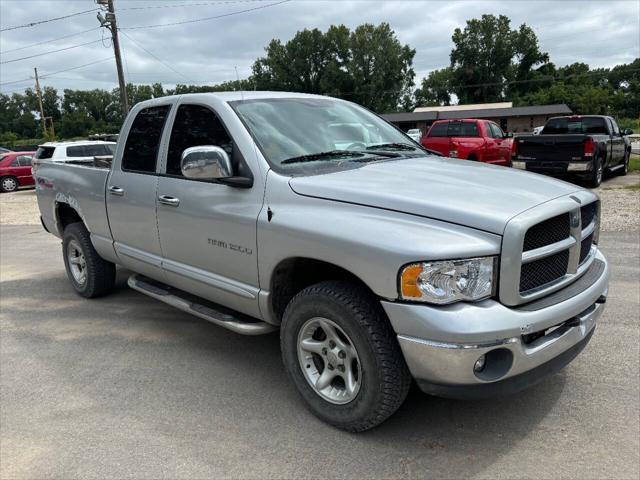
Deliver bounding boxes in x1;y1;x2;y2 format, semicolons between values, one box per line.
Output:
127;274;277;335
608;163;624;171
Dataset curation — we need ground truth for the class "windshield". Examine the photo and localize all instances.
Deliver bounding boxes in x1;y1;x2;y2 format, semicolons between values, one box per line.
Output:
230;97;422;173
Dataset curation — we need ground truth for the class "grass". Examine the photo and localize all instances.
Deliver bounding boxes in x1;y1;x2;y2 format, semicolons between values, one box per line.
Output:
623;184;640;191
630;153;640;172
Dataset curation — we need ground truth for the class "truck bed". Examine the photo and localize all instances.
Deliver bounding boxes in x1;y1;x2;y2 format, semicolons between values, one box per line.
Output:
34;160;113;243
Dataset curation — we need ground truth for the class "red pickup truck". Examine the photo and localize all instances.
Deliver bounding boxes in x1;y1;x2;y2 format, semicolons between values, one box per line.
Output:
421;119;513;166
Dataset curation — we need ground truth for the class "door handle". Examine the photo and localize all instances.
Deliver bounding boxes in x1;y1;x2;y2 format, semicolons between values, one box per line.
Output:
108;185;125;196
158;195;180;207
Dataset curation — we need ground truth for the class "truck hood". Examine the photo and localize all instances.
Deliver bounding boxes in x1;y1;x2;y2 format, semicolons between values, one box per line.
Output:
288;156;581;234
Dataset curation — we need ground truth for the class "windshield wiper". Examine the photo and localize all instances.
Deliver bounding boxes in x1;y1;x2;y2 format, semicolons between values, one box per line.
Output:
281;150;365;164
365;142;418;151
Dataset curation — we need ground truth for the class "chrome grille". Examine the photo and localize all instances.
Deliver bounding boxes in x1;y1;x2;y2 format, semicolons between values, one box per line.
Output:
499;192;600;306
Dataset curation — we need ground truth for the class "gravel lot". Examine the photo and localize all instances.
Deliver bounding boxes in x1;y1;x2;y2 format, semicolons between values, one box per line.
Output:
1;172;639;479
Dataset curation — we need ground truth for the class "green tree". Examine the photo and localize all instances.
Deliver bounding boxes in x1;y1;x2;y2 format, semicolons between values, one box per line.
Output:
252;23;415;112
414;67;453;106
450;14;549;103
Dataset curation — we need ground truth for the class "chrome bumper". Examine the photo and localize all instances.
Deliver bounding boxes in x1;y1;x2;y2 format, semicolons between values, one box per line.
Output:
382;250;609;394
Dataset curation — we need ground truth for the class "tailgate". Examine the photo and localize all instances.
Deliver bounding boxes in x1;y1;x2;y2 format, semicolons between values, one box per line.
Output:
516;135;587;161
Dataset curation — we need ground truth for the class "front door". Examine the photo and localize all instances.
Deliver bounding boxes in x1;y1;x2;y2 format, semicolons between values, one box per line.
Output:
155;102;263;318
607;118;625;166
106;104;171;280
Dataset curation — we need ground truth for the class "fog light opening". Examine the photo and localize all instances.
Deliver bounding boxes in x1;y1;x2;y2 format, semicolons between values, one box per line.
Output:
473;354;486;373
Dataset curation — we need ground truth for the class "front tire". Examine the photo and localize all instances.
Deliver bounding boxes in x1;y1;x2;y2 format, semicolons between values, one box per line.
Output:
62;222;116;298
619;150;630;176
586;156;603;188
280;280;411;432
0;176;18;193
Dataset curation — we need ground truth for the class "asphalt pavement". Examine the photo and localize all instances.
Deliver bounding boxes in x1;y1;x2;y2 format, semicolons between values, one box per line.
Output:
1;223;639;479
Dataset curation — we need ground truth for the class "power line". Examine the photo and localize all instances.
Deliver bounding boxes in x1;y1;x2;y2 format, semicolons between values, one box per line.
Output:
120;30;195;84
0;39;106;65
0;28;101;54
119;0;270;11
0;57;115;86
121;0;291;29
0;8;98;32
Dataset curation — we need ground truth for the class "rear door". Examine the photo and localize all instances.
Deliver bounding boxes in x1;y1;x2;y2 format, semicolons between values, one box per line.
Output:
16;155;34;185
106;103;172;280
155;101;262;318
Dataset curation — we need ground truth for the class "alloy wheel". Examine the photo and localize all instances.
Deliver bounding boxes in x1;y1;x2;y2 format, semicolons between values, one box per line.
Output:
67;239;87;285
297;317;362;404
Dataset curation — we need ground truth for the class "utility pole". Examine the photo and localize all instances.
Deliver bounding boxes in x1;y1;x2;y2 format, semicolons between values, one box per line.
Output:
98;0;128;116
33;67;47;137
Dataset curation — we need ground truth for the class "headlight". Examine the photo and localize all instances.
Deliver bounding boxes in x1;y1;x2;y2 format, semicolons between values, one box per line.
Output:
400;257;497;304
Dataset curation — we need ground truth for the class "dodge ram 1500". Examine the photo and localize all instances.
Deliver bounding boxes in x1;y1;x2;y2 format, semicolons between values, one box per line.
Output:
34;92;609;431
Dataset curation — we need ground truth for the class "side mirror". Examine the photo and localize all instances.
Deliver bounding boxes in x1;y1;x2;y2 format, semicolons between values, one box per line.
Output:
504;132;513;138
181;146;232;180
622;128;633;136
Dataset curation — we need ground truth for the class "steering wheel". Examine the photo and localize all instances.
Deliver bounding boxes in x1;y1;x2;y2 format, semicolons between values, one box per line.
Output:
346;142;366;150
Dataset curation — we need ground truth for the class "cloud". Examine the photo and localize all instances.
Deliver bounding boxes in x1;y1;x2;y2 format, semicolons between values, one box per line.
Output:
0;0;638;95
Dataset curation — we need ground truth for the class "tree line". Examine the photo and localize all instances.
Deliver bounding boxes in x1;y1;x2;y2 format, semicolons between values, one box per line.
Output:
1;14;638;145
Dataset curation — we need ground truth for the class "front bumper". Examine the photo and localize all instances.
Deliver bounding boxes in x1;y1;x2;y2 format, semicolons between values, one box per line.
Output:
382;249;609;399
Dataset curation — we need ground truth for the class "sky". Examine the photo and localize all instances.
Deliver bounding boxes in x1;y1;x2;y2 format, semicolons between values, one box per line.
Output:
1;0;639;96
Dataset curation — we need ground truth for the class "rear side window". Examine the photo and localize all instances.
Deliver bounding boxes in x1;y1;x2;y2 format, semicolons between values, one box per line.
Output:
66;145;86;157
447;122;479;137
35;146;55;159
18;155;32;166
487;123;504;139
84;144;110;157
122;105;171;173
428;123;448;137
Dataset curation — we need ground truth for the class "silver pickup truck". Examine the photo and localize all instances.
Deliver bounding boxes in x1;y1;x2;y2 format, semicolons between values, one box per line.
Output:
34;92;609;432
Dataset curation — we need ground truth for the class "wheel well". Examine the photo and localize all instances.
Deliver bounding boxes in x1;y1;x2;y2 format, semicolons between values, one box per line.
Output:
270;258;373;322
467;153;477;161
56;203;83;232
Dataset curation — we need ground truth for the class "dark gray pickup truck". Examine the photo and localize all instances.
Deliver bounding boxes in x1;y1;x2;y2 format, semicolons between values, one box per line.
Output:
512;115;633;187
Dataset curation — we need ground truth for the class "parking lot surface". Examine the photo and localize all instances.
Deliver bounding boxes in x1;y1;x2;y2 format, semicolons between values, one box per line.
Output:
1;184;639;479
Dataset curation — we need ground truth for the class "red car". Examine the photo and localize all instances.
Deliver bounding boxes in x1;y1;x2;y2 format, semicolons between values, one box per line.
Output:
421;119;513;166
0;151;36;193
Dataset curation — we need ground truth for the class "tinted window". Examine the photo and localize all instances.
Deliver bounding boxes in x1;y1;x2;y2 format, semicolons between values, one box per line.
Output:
609;118;620;135
448;122;479;137
122;105;170;173
428;123;448;137
84;144;109;157
543;117;608;134
66;145;86;157
35;146;55;159
18;155;32;166
10;158;20;166
166;104;232;177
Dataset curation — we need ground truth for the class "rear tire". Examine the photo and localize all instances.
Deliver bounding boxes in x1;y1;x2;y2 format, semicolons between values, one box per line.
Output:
280;280;411;432
0;176;18;193
586;157;603;188
62;222;116;298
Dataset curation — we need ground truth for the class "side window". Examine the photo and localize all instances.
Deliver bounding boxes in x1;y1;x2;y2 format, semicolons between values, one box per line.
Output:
489;123;504;138
84;144;109;157
66;145;86;157
18;155;32;166
609;118;620;135
166;104;232;177
122;105;170;173
10;158;19;167
428;123;448;137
